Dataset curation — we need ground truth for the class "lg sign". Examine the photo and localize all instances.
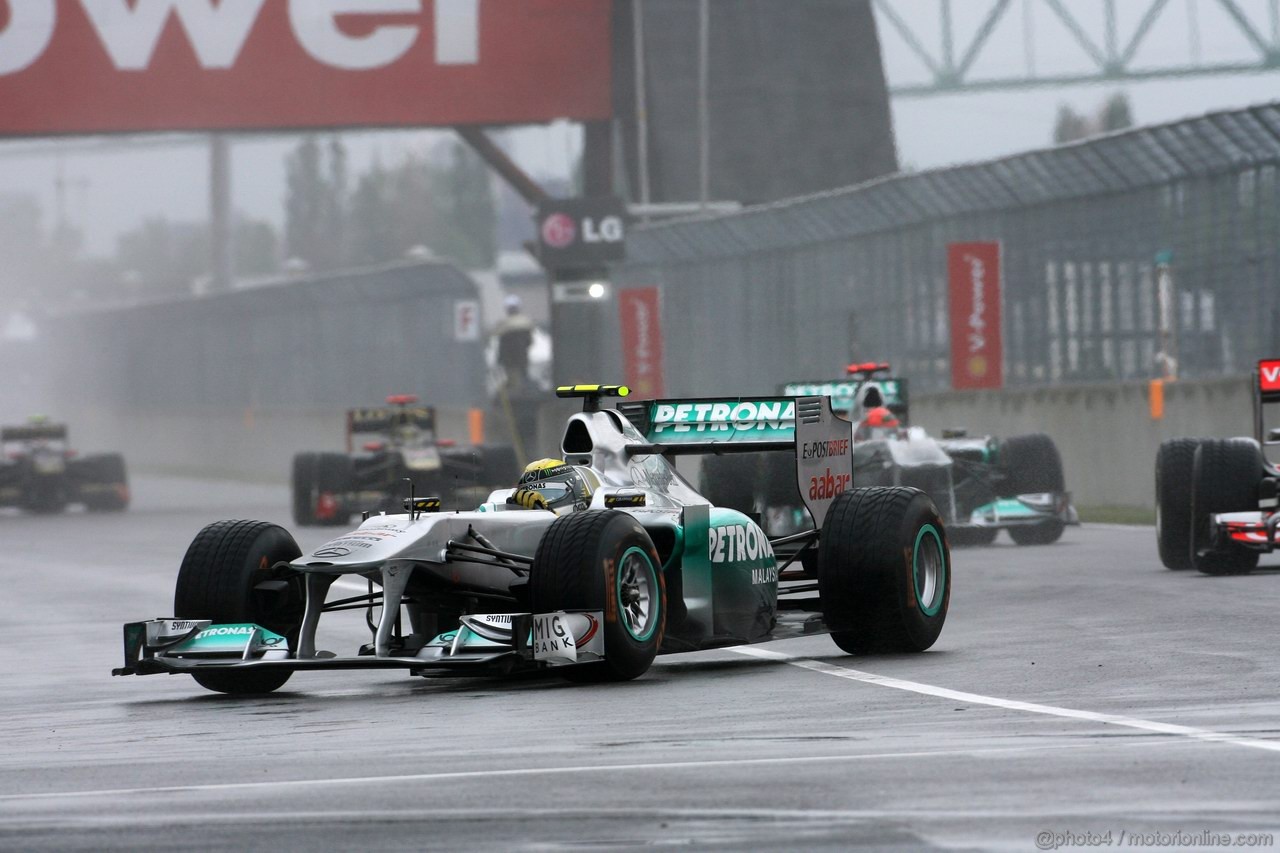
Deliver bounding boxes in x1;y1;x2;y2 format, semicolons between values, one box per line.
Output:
536;197;627;270
0;0;611;134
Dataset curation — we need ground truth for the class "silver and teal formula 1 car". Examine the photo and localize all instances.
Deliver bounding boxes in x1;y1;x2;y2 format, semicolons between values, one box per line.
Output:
114;385;951;695
703;364;1077;546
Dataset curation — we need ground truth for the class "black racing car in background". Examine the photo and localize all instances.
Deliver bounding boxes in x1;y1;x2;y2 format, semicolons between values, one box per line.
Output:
700;363;1077;545
291;395;517;526
0;419;129;514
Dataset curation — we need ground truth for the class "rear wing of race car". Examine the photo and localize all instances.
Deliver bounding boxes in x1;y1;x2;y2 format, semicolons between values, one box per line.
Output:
781;371;909;423
1;423;69;443
1254;358;1280;448
614;394;854;528
346;404;436;451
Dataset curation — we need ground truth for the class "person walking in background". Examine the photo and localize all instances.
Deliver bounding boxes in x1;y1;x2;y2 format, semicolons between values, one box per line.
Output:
493;294;535;391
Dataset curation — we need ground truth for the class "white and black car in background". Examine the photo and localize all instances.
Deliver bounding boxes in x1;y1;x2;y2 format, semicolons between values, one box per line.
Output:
291;395;517;526
0;419;129;514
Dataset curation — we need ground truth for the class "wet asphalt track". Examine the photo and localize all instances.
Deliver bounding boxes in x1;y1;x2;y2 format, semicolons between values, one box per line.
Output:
1;476;1279;851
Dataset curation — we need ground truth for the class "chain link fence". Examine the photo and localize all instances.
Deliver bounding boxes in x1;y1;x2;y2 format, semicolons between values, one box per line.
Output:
612;103;1280;394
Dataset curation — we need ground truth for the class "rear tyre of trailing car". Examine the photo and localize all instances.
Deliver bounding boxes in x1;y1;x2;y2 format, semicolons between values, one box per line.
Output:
291;453;319;526
818;487;949;654
312;453;354;526
529;510;666;682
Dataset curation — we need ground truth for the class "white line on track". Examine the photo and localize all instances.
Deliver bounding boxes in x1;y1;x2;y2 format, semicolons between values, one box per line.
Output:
0;742;1159;804
730;646;1280;754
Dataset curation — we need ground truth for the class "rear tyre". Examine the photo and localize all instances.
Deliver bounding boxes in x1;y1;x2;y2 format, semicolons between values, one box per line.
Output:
818;487;950;654
80;453;130;512
1155;438;1202;570
1189;439;1262;576
313;453;353;526
699;454;758;516
291;453;318;526
998;433;1065;496
173;520;304;694
1008;519;1065;546
529;510;666;682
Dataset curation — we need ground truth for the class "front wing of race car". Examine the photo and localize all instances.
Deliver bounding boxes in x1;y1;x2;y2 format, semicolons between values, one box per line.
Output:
1209;510;1280;553
113;611;607;679
958;492;1079;531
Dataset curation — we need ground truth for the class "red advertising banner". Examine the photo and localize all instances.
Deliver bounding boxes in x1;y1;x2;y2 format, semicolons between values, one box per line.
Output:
947;241;1003;390
618;287;665;398
0;0;611;135
1259;359;1280;397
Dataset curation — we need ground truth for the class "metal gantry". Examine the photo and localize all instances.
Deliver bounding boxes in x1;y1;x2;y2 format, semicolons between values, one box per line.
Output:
876;0;1280;96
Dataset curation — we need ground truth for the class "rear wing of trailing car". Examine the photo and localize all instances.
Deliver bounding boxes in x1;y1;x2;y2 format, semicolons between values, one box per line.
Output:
614;394;854;528
346;405;437;451
1254;358;1280;448
780;376;909;424
1;422;68;443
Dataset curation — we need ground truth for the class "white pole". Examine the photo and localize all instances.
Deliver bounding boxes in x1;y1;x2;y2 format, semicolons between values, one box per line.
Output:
698;0;709;209
633;0;652;210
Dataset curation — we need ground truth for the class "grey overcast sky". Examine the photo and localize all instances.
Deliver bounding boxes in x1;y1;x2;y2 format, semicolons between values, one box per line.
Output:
1;0;1278;256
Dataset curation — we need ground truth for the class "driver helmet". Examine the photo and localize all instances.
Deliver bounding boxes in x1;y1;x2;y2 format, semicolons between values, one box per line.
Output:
510;458;599;513
855;406;900;441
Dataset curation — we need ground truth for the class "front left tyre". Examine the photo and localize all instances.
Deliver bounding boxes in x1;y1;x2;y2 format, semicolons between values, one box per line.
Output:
1155;437;1203;570
529;510;666;682
173;519;304;694
818;487;950;654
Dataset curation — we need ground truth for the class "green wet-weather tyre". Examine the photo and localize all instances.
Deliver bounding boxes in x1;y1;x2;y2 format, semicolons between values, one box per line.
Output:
529;510;666;682
173;520;304;694
1189;439;1262;576
818;487;950;654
